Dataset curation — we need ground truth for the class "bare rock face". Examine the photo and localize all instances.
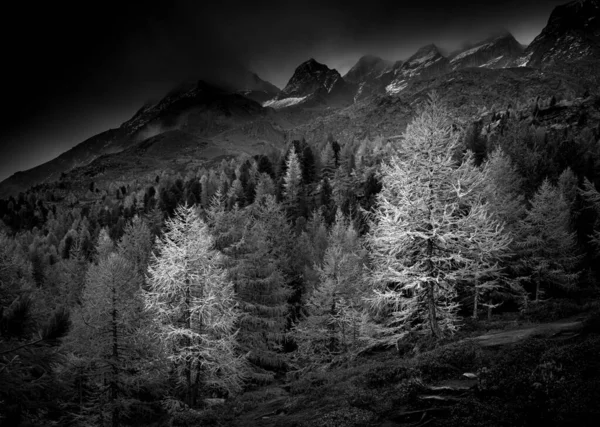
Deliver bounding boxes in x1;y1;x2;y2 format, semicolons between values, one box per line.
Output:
518;0;600;67
385;44;450;95
449;32;524;70
343;55;394;100
265;58;354;109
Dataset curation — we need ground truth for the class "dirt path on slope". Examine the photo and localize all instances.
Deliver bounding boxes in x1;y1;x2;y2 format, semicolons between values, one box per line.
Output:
470;317;585;348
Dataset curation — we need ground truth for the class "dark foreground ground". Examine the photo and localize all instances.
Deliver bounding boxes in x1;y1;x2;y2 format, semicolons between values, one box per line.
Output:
170;299;600;427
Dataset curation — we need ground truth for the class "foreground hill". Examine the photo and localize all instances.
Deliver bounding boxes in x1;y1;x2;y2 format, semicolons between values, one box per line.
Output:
187;306;600;427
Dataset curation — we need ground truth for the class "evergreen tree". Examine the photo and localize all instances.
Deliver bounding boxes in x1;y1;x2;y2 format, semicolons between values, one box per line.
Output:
367;94;511;340
255;173;276;200
117;216;154;286
226;195;292;380
321;142;337;180
293;210;367;360
68;250;145;426
144;205;244;407
482;147;527;234
1;298;70;426
580;177;600;256
518;179;581;301
283;147;303;217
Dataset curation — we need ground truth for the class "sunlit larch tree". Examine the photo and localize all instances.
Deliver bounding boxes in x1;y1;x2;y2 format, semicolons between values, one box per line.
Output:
367;94;511;340
144;205;244;408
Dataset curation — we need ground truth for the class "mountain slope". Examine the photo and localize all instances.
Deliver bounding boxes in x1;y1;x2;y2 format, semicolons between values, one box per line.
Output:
385;44;450;94
519;0;600;67
343;55;393;100
449;32;524;70
0;80;278;198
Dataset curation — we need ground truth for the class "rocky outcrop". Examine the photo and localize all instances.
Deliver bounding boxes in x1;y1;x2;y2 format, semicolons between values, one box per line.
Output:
449;32;524;70
385;44;450;94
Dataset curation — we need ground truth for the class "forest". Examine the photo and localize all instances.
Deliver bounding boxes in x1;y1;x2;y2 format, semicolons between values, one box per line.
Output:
2;94;600;426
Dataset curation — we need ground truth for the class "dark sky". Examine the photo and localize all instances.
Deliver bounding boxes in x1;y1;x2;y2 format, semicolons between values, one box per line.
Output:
0;0;567;182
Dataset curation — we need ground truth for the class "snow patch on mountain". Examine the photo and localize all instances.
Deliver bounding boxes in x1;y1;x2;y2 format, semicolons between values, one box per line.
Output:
452;43;490;62
263;96;307;109
479;56;505;68
385;80;408;94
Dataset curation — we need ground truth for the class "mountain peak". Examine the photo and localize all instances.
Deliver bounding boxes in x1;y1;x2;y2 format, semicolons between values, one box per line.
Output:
270;58;353;107
344;54;392;85
414;43;441;56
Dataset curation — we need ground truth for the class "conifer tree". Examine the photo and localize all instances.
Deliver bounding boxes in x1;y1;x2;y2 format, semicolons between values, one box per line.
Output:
367;94;511;339
482;148;526;234
67;230;162;427
117;216;153;285
144;205;244;407
254;173;276;200
518;179;580;301
580;177;600;256
226;195;292;379
1;297;70;425
200;175;210;208
283;147;303;216
293;210;367;360
480;148;528;314
321;142;337;180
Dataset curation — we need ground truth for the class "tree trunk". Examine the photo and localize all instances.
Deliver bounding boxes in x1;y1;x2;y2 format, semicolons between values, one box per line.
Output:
487;304;492;321
185;280;193;407
192;367;202;408
472;289;479;320
426;237;441;339
427;281;441;339
329;298;337;353
111;283;120;427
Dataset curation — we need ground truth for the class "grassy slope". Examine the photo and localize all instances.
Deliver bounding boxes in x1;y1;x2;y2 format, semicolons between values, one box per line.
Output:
184;301;600;427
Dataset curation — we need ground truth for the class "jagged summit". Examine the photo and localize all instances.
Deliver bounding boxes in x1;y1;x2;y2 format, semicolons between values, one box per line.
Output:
343;54;394;100
341;55;393;101
264;58;353;109
343;54;392;83
279;58;344;98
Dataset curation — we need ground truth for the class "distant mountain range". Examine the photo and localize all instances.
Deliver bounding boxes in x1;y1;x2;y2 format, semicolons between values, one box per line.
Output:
2;0;600;198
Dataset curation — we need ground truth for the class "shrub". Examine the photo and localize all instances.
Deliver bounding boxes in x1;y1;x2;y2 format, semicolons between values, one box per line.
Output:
361;362;418;389
304;406;376;427
414;339;485;381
